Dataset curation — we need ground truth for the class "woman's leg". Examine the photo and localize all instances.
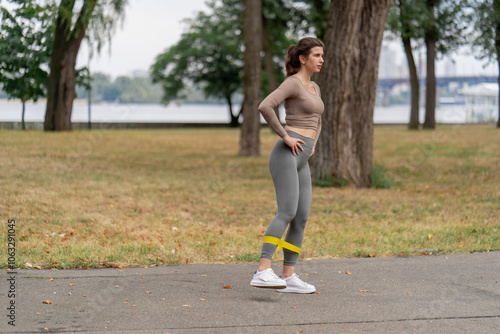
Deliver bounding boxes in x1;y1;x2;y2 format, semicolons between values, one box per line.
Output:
259;139;300;269
282;163;312;276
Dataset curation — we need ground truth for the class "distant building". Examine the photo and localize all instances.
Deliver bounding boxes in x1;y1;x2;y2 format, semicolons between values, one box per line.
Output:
379;45;396;79
461;83;499;123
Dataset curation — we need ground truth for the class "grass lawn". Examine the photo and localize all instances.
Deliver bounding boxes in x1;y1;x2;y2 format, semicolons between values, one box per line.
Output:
1;124;499;269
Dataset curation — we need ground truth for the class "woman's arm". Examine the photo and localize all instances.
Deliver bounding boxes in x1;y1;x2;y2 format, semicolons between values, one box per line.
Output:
258;78;298;138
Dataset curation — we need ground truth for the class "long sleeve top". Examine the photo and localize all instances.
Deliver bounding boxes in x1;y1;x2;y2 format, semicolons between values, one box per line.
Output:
258;75;324;144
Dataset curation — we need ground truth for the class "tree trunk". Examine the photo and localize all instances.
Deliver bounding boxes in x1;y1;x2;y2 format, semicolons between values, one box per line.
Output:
226;95;239;127
44;0;97;131
399;0;419;130
239;0;262;156
403;36;420;130
21;97;26;131
262;20;280;121
423;1;436;129
312;0;392;188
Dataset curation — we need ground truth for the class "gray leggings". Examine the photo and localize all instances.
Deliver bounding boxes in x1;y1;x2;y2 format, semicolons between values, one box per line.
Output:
260;130;314;266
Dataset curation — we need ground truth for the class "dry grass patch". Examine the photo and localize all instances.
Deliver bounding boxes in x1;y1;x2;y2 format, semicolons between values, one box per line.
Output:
1;125;499;268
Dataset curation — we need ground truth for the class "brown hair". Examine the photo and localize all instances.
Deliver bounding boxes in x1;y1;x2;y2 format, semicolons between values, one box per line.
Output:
285;37;324;77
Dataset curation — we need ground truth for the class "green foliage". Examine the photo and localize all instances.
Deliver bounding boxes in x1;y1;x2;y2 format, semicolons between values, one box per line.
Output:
470;0;500;65
0;1;55;103
386;0;471;57
314;177;350;187
370;165;400;189
55;0;128;56
298;0;330;40
75;72;163;103
386;0;427;45
431;0;472;56
150;0;244;105
150;0;309;106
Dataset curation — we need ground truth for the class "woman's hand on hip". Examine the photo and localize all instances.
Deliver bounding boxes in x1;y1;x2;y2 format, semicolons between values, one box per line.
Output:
283;135;304;156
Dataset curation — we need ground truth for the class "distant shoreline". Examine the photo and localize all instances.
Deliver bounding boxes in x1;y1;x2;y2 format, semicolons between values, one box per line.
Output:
0;99;232;106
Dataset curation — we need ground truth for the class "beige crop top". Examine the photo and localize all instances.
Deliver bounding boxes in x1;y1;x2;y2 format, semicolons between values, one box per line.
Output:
258;75;324;143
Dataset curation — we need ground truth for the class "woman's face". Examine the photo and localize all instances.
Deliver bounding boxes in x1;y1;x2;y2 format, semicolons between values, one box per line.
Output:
301;47;324;73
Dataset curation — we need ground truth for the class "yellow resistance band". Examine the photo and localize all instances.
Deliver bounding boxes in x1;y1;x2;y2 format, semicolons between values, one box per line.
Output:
263;236;301;254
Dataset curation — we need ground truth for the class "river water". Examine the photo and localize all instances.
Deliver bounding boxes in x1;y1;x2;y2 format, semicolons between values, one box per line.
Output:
0;100;469;124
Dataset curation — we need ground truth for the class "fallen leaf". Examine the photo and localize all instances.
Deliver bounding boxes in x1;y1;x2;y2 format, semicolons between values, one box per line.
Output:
68;283;75;286
118;270;124;272
185;259;189;264
44;328;49;331
346;270;352;275
316;291;321;294
42;300;52;304
145;291;152;294
407;292;412;294
49;278;54;282
200;298;207;301
182;304;192;307
201;275;207;277
359;290;369;293
141;277;145;279
131;305;136;307
222;285;232;289
83;295;88;297
36;312;41;315
123;302;128;304
68;292;71;296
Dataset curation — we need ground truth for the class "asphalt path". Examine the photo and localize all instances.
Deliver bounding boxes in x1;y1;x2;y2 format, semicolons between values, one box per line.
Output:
2;251;500;333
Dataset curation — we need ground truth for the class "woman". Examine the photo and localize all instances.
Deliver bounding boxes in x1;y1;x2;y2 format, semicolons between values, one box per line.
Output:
250;37;324;294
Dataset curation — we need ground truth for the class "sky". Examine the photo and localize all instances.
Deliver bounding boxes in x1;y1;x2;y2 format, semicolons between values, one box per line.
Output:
76;0;209;78
75;0;498;79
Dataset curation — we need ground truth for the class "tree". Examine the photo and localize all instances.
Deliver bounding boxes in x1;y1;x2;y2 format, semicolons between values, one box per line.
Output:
421;0;470;129
151;0;301;128
44;0;127;131
300;0;331;41
387;0;427;129
151;1;244;127
261;0;306;119
471;0;500;128
239;0;262;156
0;1;54;130
312;0;393;188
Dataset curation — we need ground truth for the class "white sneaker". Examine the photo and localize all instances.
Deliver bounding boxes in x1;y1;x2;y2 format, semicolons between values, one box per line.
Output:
251;268;287;289
277;273;316;294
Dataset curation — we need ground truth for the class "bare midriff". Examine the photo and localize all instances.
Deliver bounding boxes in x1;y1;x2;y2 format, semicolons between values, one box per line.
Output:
285;126;317;140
